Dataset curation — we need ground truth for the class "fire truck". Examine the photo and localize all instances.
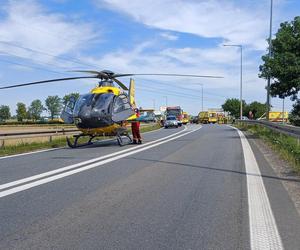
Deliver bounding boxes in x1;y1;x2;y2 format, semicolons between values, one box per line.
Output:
166;106;183;126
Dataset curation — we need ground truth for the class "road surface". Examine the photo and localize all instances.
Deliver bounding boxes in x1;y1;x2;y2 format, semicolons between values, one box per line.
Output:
0;124;299;249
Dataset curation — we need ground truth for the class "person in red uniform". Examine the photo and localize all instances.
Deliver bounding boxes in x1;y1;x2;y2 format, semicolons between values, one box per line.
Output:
131;108;142;144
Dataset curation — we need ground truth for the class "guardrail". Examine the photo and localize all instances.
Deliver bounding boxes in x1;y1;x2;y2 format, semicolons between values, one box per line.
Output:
0;128;80;147
237;120;300;139
0;128;79;137
0;123;157;147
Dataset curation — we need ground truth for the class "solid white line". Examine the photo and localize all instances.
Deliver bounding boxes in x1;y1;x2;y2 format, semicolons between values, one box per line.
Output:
0;126;201;198
0;127;188;190
0;148;61;160
233;127;283;250
0;127;164;160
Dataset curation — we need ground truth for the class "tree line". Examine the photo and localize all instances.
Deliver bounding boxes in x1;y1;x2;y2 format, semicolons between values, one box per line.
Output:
0;93;79;122
222;98;267;119
259;16;300;123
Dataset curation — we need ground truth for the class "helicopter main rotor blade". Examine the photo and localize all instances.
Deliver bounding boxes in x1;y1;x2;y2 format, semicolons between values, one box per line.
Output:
0;76;97;90
70;70;108;78
112;78;128;90
113;73;224;78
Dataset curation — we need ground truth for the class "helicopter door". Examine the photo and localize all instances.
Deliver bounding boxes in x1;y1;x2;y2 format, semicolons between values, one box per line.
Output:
112;94;135;123
61;96;76;124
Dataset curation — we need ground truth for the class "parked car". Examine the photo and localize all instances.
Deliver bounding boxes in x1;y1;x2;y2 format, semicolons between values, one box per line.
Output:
164;115;179;128
190;116;199;124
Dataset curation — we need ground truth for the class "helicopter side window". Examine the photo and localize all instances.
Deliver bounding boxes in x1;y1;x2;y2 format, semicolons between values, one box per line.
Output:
112;94;134;122
61;96;77;124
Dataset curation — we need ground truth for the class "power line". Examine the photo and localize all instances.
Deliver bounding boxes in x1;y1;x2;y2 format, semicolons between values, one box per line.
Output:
0;40;97;68
0;58;68;75
136;77;228;99
0;50;74;73
136;86;215;101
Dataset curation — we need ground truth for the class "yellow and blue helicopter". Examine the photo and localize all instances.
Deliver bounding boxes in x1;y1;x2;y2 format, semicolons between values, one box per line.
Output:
0;70;222;147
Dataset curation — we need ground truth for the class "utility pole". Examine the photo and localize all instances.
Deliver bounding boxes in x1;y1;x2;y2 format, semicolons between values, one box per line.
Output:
223;44;243;120
282;97;285;124
201;84;204;112
266;0;273;120
163;96;168;107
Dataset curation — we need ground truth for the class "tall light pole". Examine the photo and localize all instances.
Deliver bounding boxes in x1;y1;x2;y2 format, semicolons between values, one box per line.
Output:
223;44;243;120
201;84;204;111
163;96;168;107
152;99;156;110
197;83;204;111
266;0;273;121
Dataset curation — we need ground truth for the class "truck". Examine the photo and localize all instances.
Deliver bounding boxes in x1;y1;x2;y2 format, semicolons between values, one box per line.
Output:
182;112;189;125
166;106;183;126
198;111;217;124
258;111;289;122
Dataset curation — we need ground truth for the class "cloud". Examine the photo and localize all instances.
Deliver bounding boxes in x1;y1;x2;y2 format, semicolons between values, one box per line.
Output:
161;46;240;65
0;0;98;66
160;32;178;41
96;0;270;50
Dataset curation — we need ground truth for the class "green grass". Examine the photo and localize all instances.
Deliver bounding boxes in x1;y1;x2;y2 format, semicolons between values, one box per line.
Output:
0;123;162;157
235;123;300;173
0;138;67;157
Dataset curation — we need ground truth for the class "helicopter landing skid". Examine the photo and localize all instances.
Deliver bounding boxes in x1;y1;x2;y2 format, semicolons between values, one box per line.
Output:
66;130;132;148
66;134;95;148
116;128;132;146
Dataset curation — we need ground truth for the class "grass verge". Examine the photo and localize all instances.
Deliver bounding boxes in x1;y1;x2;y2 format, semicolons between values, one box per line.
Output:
0;138;66;157
235;123;300;174
0;123;162;157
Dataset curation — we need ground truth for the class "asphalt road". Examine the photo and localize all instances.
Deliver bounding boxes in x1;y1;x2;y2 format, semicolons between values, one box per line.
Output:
0;124;299;249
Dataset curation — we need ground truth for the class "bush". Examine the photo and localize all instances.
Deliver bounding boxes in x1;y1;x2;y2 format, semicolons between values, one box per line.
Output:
237;123;300;173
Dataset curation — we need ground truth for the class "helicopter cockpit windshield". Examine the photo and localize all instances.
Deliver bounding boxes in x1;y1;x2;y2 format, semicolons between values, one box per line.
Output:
61;92;134;128
72;93;115;128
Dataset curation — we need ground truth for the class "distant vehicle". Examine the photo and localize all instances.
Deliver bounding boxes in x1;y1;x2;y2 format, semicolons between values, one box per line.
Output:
164;115;179;128
241;116;249;120
198;111;217;124
217;113;228;124
182;112;189;125
189;116;198;124
138;109;156;123
258;111;289;122
166;106;183;126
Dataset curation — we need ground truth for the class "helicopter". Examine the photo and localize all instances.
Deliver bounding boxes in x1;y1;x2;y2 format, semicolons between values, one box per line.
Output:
0;70;223;147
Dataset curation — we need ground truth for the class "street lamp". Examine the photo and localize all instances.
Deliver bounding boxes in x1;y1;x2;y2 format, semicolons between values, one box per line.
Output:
223;44;243;120
152;99;156;110
163;96;168;107
197;83;204;111
266;0;273;120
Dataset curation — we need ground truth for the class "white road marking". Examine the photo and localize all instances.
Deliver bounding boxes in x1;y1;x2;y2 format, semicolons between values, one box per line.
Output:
0;148;61;160
234;127;283;250
0;126;201;197
0;127;188;190
0;127;164;160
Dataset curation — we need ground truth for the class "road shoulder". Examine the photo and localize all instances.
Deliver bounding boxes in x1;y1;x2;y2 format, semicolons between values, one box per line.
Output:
245;131;300;250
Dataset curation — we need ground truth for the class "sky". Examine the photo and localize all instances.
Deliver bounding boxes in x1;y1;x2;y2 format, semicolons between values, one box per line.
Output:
0;0;299;116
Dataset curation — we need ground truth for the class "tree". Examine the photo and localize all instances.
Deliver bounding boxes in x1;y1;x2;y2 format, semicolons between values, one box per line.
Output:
28;99;44;121
291;99;300;117
0;105;11;121
290;99;300;126
16;102;27;122
259;16;300;100
247;101;267;119
222;98;246;118
45;96;62;120
63;93;80;106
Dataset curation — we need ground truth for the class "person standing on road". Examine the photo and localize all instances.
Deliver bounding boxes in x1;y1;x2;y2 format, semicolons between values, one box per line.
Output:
131;108;142;144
